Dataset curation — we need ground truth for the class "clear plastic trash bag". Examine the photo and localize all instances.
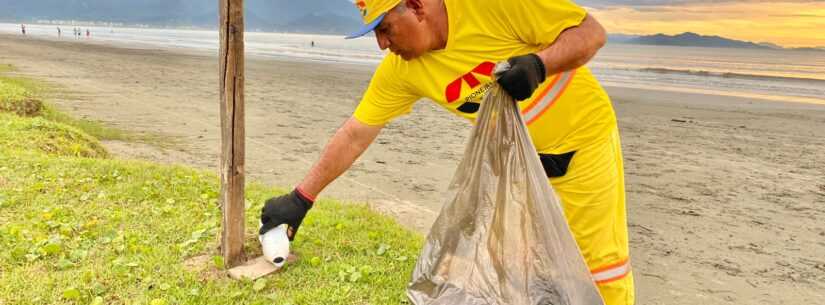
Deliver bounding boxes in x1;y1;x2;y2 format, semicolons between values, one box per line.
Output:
407;81;605;305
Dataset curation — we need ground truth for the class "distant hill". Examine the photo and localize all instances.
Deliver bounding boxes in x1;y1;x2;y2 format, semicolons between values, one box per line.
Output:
757;42;783;49
607;33;640;44
0;0;362;34
610;32;825;52
790;46;825;52
628;32;768;49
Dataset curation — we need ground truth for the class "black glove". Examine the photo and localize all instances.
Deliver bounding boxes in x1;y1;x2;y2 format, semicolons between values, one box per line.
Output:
496;53;546;101
259;189;313;240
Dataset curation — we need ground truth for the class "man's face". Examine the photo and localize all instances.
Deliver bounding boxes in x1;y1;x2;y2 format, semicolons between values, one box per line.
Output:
374;5;431;60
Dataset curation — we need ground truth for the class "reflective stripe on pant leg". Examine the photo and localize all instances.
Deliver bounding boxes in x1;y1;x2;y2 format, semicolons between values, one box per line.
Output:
548;128;635;305
597;270;635;305
592;259;631;284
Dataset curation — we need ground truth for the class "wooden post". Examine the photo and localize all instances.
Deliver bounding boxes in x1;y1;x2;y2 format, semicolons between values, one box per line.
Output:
219;0;245;268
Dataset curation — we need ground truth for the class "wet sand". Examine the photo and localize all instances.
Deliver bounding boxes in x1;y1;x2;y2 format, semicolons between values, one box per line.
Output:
1;33;824;304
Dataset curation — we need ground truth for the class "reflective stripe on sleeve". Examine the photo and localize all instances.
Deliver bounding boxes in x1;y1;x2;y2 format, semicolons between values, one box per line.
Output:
521;70;575;125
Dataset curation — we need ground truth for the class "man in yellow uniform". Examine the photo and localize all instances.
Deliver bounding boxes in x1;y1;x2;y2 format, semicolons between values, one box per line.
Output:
259;0;634;304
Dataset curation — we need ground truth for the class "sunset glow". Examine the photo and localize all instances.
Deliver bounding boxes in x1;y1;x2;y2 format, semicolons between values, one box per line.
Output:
588;2;825;48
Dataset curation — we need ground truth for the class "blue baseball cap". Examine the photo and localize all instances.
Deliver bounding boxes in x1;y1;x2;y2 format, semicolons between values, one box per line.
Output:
345;14;386;39
345;0;401;39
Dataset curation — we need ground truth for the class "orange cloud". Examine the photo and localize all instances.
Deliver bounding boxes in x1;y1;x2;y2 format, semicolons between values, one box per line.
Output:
587;2;825;47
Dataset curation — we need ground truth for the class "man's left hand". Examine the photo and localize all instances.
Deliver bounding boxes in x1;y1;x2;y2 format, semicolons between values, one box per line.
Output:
260;189;313;240
496;54;547;101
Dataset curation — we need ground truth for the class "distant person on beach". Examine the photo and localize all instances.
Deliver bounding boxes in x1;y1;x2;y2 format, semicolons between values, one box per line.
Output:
21;24;25;35
311;40;315;47
258;0;633;304
57;27;61;37
86;29;90;38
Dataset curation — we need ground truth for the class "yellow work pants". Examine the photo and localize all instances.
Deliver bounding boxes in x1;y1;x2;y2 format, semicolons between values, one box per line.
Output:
549;128;635;305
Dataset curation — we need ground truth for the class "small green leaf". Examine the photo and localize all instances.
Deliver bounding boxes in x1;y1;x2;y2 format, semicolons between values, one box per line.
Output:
149;298;167;305
310;256;322;267
56;258;75;270
191;229;205;239
63;287;81;300
359;266;373;275
111;257;125;266
25;253;41;261
348;271;362;283
70;249;88;260
59;225;73;236
91;282;107;295
89;296;104;305
376;244;390;256
159;283;171;291
213;255;225;270
42;243;62;255
252;279;267;291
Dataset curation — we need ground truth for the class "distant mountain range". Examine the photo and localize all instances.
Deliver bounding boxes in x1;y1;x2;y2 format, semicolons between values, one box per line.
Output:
0;0;362;34
608;32;824;52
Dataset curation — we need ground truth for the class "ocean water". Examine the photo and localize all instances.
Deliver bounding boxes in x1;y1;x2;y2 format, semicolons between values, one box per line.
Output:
590;44;825;104
3;23;824;104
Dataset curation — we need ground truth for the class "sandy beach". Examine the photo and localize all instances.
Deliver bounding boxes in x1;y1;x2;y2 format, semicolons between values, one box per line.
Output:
1;34;823;304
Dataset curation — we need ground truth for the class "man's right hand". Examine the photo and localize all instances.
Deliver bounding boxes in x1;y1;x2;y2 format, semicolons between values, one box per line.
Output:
496;54;547;101
259;189;314;240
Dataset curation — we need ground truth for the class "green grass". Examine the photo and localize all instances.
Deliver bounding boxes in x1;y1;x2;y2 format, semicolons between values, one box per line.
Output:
0;150;423;305
0;113;109;158
39;106;137;143
0;76;45;116
0;68;424;305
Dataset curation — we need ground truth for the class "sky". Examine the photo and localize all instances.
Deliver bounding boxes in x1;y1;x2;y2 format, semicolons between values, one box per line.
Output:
580;0;825;47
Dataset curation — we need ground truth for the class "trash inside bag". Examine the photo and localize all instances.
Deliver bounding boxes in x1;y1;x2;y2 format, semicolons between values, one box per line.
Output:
407;82;605;305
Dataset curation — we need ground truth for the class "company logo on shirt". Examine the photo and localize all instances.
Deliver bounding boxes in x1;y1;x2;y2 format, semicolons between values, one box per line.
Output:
445;61;495;103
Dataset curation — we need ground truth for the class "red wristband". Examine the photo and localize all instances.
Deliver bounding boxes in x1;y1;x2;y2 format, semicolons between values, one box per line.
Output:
295;186;316;203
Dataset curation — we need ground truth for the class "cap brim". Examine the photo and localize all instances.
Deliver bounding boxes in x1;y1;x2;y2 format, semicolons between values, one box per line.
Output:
345;14;385;39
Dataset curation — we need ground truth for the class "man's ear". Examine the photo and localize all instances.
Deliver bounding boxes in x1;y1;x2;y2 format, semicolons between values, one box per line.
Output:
405;0;426;21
